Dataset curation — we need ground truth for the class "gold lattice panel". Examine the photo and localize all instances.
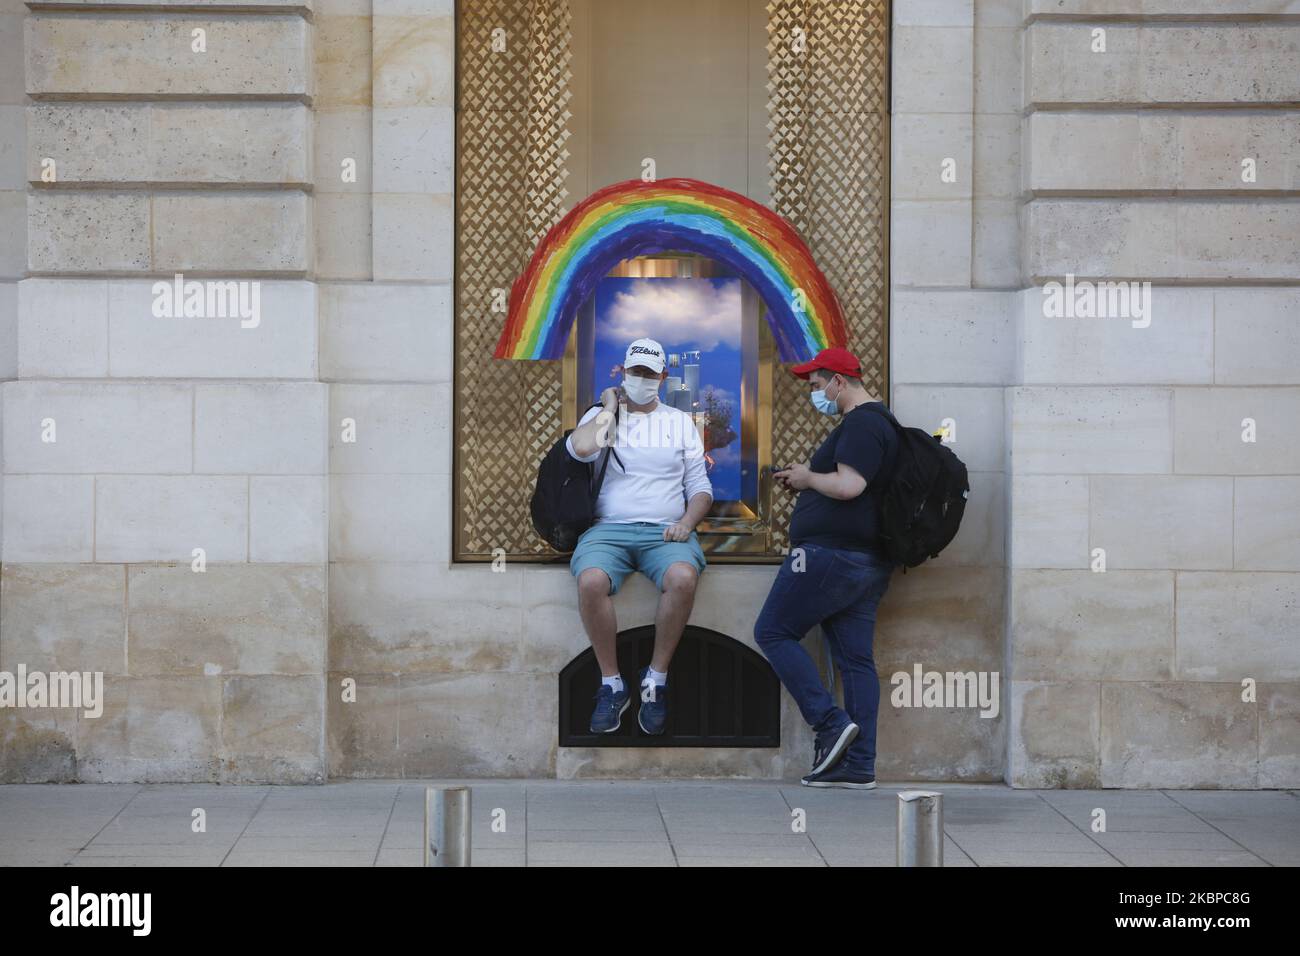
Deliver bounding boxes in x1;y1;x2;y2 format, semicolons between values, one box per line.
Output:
766;0;890;551
455;0;572;558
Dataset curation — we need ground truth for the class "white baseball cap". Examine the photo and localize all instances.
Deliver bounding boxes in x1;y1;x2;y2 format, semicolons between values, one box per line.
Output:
624;338;666;374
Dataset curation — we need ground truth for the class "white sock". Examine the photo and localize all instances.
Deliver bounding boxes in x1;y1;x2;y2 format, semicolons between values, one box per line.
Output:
602;675;624;693
645;666;668;686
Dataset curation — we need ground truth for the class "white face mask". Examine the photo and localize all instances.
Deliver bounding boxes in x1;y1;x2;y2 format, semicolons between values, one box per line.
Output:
622;374;661;406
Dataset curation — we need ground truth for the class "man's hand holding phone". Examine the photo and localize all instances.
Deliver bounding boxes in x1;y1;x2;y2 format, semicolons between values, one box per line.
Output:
774;462;813;491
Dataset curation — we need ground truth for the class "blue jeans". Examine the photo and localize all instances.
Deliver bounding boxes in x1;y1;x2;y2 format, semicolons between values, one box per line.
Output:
754;542;895;774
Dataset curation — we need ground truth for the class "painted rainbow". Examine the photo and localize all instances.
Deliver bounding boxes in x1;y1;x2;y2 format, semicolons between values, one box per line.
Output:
493;178;848;362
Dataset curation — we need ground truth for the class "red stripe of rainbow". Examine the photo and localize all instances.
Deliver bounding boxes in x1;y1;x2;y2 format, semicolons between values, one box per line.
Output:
493;178;847;362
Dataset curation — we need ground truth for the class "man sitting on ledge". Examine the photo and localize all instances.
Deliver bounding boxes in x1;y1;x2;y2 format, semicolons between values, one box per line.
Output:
566;338;714;736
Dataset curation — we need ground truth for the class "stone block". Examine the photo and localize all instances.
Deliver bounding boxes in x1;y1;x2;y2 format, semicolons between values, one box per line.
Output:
77;676;223;782
250;476;327;563
1233;477;1300;571
890;290;1015;386
2;381;191;474
1213;289;1300;386
314;193;372;280
1100;682;1257;788
220;675;324;783
329;383;450;474
315;14;371;108
891;200;972;287
875;565;1004;675
0;563;126;674
1009;474;1089;569
107;279;318;379
1174;387;1300;475
891;113;973;202
16;278;109;377
314;107;371;193
329;474;448;562
27;103;311;186
1260;683;1300;789
1;474;94;562
373;13;454;109
1090;475;1234;570
319;281;451;383
152;192;311;274
373;106;453;194
127;563;326;676
1019;285;1214;385
398;673;554;777
892;385;1004;472
371;192;452;281
194;382;327;474
26;15;311;99
1009;386;1172;474
329;563;523;673
892;25;973;113
1175;571;1300;681
28;192;149;272
1008;680;1100;788
1010;569;1174;680
95;477;247;562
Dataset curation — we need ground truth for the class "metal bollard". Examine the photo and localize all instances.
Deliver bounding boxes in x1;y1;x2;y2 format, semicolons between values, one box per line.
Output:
896;790;943;867
425;786;472;867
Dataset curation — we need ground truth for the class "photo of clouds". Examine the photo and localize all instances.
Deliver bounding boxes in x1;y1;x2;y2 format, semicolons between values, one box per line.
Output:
593;276;746;502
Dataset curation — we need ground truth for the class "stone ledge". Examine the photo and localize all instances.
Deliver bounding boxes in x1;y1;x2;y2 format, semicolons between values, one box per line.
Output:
26;14;313;101
28;190;312;274
27;103;313;188
1026;22;1300;107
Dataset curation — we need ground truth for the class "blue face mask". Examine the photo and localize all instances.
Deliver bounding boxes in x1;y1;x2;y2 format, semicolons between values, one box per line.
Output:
809;384;839;415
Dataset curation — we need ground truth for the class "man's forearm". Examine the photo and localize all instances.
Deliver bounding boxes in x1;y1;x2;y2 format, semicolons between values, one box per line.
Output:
570;407;616;458
680;492;713;528
807;470;857;501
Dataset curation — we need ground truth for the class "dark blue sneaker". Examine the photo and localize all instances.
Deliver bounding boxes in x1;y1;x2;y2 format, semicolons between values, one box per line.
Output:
590;680;631;733
637;667;669;735
809;714;859;777
801;763;876;789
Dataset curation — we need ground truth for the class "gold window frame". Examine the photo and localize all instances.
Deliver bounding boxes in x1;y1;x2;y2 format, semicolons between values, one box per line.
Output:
453;0;890;563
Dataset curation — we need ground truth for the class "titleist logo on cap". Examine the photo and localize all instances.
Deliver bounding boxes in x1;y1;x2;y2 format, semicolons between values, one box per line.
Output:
629;345;661;357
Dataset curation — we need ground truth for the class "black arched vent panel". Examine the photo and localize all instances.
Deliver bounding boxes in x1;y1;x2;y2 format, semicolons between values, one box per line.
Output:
558;625;781;748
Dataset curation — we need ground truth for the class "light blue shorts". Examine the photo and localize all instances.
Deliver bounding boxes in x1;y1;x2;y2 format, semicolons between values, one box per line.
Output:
570;521;707;595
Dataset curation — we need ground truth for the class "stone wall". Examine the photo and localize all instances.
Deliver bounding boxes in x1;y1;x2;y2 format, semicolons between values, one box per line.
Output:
1007;0;1300;788
1;0;1295;787
3;0;326;782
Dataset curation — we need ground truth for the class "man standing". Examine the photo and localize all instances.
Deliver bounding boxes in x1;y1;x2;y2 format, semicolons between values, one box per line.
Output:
755;347;899;789
567;338;714;735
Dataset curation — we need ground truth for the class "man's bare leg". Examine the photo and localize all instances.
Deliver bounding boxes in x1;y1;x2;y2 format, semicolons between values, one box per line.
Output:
578;568;619;676
650;562;698;671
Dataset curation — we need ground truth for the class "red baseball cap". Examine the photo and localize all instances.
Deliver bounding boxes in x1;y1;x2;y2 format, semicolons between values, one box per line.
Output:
790;347;863;380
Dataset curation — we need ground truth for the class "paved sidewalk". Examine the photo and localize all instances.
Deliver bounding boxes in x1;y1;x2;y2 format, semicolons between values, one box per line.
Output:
1;781;1296;867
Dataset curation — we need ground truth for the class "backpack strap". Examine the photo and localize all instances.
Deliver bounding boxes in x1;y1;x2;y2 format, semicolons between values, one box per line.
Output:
590;402;621;498
862;401;902;431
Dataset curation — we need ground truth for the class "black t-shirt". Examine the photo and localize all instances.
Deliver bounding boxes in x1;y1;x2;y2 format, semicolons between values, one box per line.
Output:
788;401;899;555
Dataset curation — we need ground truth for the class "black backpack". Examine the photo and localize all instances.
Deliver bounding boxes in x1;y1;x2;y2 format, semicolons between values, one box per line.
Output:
530;405;622;553
865;405;969;569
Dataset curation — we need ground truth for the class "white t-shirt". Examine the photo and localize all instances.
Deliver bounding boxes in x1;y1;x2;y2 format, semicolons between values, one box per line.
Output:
565;401;713;525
